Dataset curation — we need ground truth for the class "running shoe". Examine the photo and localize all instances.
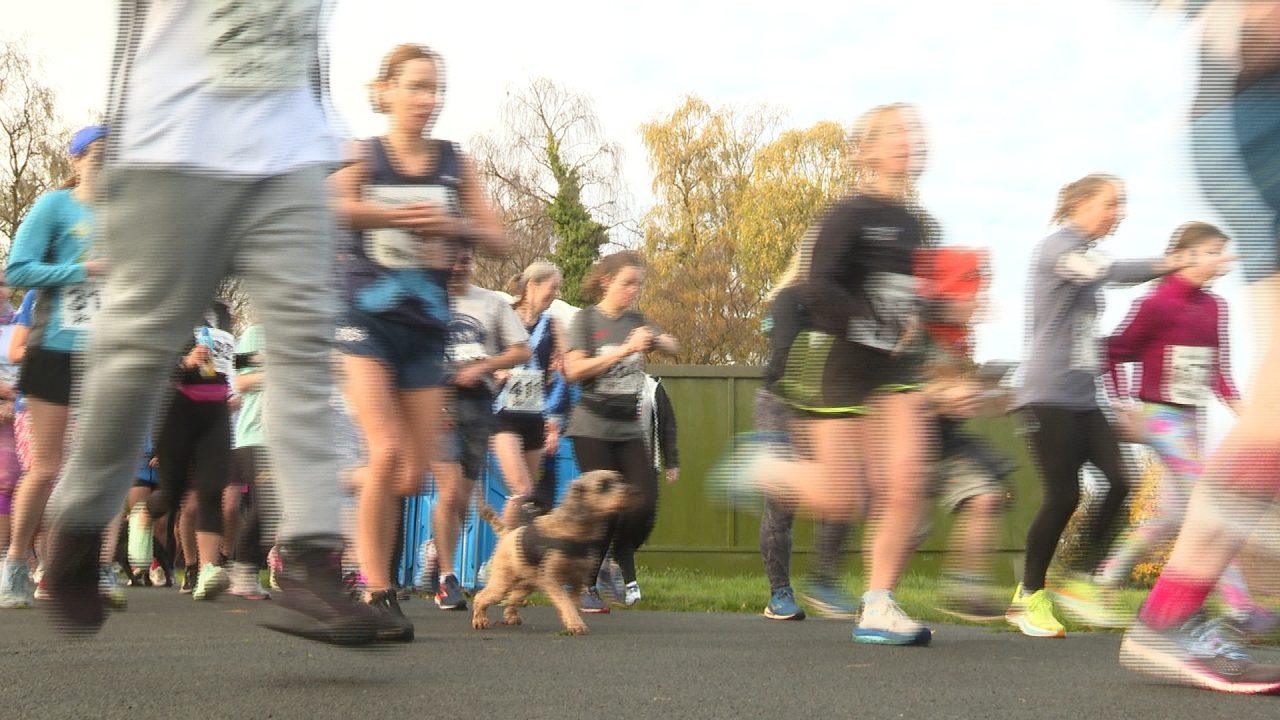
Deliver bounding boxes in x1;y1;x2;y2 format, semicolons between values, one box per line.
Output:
799;578;860;620
1120;613;1280;694
180;564;198;594
596;558;627;605
33;578;50;601
763;586;805;621
705;431;790;505
99;565;127;610
624;581;642;607
267;545;282;592
1052;575;1127;628
191;563;230;601
262;541;381;647
148;560;171;588
0;557;32;609
42;529;107;636
415;539;438;595
853;593;932;646
366;588;414;643
581;587;610;614
1006;583;1066;638
936;574;1004;623
228;562;270;600
31;563;43;587
435;573;467;611
128;567;151;587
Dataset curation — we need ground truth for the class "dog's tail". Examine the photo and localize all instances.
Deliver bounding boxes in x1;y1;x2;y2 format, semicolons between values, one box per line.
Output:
477;502;508;535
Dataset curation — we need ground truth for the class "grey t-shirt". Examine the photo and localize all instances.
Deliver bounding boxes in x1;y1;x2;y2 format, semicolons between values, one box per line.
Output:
565;306;654;441
446;285;529;395
1016;225;1162;410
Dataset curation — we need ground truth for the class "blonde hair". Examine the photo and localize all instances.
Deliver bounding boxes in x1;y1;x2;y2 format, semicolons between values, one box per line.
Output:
369;44;443;114
848;102;921;196
1052;173;1122;225
508;260;562;308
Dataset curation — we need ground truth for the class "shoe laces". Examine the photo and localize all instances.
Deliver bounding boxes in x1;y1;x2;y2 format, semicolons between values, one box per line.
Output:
1186;616;1251;662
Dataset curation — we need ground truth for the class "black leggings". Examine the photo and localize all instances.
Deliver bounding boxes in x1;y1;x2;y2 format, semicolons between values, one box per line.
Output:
760;497;852;591
230;446;266;566
572;436;658;585
148;392;231;535
1021;405;1131;592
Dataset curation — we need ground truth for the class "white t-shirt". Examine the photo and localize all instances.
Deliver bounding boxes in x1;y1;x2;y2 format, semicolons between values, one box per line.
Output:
109;0;340;177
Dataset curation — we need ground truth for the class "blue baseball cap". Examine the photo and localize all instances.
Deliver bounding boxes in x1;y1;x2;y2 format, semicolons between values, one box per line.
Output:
68;125;107;157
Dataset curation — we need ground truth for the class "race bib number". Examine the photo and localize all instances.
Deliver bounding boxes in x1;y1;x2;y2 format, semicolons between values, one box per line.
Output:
446;342;486;366
1070;313;1099;372
363;185;459;269
207;0;321;92
62;281;102;330
847;272;919;352
198;327;237;378
1166;345;1213;406
596;346;643;395
497;367;545;414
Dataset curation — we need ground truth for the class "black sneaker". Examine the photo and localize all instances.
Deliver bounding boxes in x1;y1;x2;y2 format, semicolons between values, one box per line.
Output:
180;564;198;594
261;540;382;648
435;574;467;611
367;589;415;642
42;529;107;637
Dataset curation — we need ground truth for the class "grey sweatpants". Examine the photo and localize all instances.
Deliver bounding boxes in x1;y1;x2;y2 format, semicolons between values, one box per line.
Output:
51;166;342;542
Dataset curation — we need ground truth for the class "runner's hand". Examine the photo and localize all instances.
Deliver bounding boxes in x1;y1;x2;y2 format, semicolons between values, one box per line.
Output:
388;202;456;235
453;363;488;388
1115;404;1146;444
665;468;679;485
84;258;110;277
183;345;212;370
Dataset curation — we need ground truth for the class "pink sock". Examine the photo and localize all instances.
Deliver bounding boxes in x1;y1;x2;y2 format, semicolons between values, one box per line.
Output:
1139;572;1214;631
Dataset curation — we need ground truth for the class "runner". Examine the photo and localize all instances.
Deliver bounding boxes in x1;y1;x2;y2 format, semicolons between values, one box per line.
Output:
334;43;508;640
1007;173;1199;638
0;126;108;610
716;104;964;645
492;261;564;528
1119;0;1280;692
429;244;528;610
564;251;680;613
1098;222;1265;621
145;302;236;601
228;321;271;600
42;1;386;645
0;279;23;562
749;257;856;621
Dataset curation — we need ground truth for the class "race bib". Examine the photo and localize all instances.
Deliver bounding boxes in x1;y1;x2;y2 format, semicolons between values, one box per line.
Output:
596;346;644;395
847;272;919;352
363;185;459;269
446;342;486;366
207;0;321;92
497;367;545;414
1070;313;1099;372
62;281;102;330
1166;345;1213;406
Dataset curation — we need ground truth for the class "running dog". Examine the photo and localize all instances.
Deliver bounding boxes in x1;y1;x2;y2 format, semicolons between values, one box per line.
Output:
472;470;637;635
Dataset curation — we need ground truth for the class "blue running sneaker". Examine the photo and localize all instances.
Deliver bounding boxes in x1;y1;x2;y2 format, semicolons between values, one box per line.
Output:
581;587;610;614
435;573;467;611
763;586;805;621
853;593;932;646
800;578;859;620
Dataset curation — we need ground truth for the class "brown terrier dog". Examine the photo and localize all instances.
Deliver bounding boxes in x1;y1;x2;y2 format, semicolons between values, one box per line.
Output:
472;470;637;635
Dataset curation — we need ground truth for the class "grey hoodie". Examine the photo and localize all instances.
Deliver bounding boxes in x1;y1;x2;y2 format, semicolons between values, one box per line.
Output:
1016;225;1163;410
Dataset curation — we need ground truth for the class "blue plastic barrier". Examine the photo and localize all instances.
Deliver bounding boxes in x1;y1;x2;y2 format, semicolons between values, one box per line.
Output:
397;436;581;590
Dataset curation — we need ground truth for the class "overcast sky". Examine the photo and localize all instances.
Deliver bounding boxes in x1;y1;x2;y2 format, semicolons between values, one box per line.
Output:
7;0;1252;443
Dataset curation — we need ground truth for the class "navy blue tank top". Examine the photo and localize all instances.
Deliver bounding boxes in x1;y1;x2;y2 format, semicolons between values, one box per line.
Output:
340;137;463;330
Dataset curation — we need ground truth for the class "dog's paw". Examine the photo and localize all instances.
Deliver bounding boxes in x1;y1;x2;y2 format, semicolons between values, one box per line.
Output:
500;613;523;627
472;615;491;630
565;622;589;636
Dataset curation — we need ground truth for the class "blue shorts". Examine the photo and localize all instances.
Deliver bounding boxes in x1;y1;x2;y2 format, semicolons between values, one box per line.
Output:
336;309;446;389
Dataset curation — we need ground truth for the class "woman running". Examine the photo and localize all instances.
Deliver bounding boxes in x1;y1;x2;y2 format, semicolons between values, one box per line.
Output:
563;252;679;613
0;126;108;609
492;261;564;528
334;43;507;641
227;321;271;600
1008;174;1194;638
147;302;237;601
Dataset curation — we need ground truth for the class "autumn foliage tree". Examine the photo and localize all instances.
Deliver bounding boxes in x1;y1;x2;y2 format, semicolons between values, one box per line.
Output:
639;96;853;364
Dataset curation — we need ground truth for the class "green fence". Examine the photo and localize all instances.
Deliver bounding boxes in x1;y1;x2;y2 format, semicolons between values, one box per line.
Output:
639;365;1043;577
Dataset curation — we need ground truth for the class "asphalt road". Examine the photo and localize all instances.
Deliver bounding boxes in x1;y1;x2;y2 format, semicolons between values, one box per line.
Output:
1;589;1277;719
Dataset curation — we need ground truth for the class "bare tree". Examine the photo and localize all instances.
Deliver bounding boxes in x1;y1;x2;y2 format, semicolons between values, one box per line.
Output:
0;41;71;263
468;78;631;301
